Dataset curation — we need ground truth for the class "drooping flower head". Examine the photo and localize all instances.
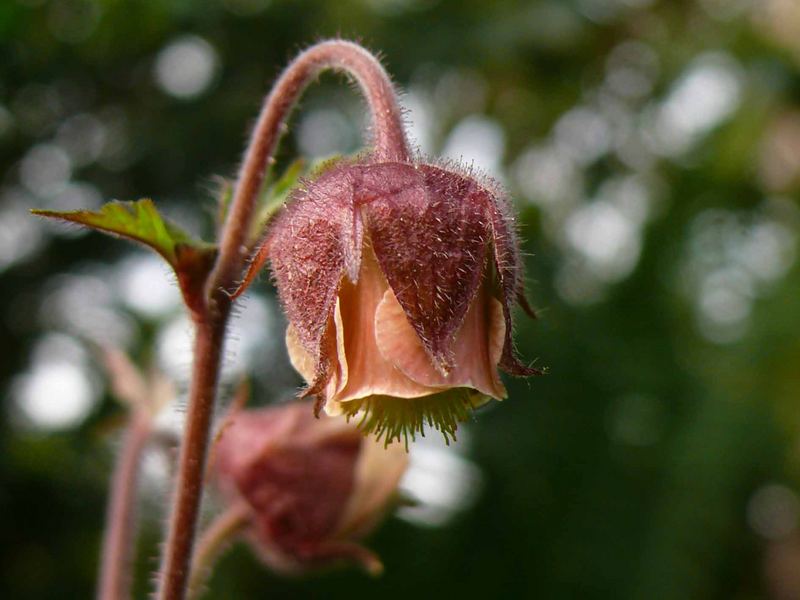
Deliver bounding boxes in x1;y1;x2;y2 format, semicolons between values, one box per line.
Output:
225;40;540;445
213;401;408;575
252;158;541;445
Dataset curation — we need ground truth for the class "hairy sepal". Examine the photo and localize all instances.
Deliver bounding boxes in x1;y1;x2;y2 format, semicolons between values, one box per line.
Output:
362;163;489;375
268;165;363;387
484;191;541;376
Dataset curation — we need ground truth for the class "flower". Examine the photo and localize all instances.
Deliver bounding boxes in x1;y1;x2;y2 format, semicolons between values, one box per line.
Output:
213;401;408;575
256;159;540;444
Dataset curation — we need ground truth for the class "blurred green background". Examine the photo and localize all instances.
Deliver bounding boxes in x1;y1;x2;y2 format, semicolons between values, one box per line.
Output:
3;0;800;598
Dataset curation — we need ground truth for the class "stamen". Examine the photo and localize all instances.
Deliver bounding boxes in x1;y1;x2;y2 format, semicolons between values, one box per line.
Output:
340;388;487;450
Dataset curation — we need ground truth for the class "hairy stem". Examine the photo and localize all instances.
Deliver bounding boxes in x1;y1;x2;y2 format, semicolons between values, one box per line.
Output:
157;315;229;600
211;39;410;295
97;412;151;600
157;40;406;600
187;501;251;600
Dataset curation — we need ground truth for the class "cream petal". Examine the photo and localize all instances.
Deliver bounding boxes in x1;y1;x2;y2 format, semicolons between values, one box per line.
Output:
487;294;507;396
286;324;316;384
334;300;349;393
335;436;409;538
286;299;350;411
375;284;507;399
323;300;350;416
331;244;438;406
373;291;440;384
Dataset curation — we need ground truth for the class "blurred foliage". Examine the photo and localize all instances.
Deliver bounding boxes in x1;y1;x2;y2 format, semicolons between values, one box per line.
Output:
2;0;800;599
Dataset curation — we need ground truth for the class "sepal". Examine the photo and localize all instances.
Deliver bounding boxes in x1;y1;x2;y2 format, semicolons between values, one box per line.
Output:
363;163;490;375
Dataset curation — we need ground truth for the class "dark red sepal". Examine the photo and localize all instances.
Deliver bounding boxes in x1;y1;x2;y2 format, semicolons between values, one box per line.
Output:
484;186;542;376
361;163;490;374
268;165;362;383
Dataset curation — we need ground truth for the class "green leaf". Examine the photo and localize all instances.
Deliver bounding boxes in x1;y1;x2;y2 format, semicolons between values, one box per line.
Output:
215;178;234;232
248;158;307;240
33;200;217;316
32;199;209;265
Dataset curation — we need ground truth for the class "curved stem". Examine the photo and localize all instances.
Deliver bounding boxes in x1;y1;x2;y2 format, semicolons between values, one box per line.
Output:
157;40;407;600
97;412;151;600
156;316;230;600
187;501;251;600
211;39;410;296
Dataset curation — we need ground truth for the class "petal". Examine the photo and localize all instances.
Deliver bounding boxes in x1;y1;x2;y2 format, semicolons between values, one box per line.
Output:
317;300;350;416
484;190;542;376
375;282;507;399
286;324;316;384
286;300;350;410
330;243;437;407
487;294;507;392
335;436;409;538
362;163;491;374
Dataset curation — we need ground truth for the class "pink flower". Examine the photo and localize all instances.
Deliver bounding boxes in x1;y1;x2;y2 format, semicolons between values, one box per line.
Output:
213;401;408;575
261;159;540;443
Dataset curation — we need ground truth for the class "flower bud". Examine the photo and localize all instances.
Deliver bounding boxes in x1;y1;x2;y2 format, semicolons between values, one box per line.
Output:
259;158;541;444
213;401;408;575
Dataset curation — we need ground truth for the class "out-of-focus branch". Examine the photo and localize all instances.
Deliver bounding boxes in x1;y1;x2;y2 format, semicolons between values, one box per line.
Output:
96;411;151;600
187;501;251;600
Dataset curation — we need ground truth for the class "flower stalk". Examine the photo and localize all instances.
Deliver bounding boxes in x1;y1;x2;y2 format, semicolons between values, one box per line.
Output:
187;501;251;600
156;40;409;600
157;317;229;600
211;39;409;298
